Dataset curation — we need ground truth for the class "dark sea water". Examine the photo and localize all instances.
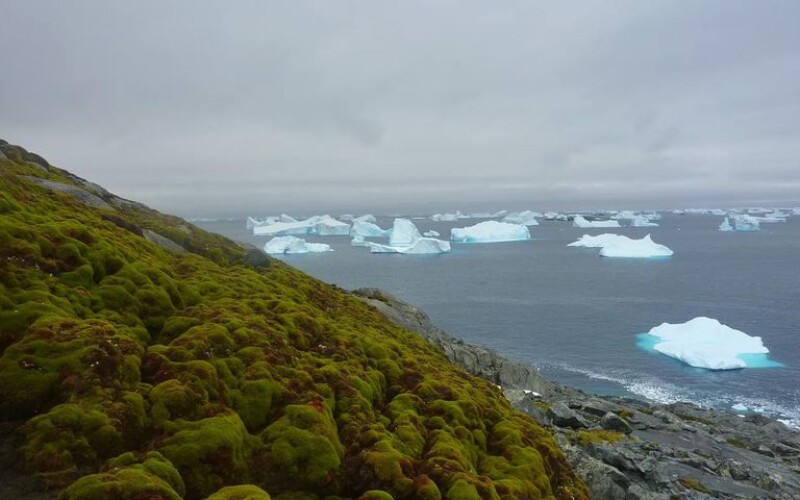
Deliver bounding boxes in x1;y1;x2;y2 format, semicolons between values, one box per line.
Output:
197;214;800;427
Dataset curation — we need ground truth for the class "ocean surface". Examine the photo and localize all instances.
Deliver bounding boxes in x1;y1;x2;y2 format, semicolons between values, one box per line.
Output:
197;214;800;427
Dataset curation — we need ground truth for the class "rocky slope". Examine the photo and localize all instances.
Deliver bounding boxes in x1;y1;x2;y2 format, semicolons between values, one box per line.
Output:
0;139;587;499
356;289;800;499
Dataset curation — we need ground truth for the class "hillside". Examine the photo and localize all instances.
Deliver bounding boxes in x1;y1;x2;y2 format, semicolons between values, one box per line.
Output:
0;139;587;499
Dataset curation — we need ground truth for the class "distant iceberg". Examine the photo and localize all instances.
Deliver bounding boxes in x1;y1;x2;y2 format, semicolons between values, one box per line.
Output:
572;215;621;228
568;234;630;249
368;238;451;254
423;230;440;237
253;215;351;237
353;214;378;224
640;317;774;370
630;215;659;227
599;234;673;258
430;212;458;222
264;236;333;254
451;221;530;243
719;214;760;232
544;212;570;221
503;210;540;226
389;218;423;246
569;233;673;258
351;219;390;238
365;218;451;254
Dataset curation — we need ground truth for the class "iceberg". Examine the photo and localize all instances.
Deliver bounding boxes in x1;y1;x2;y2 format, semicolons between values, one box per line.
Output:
389;218;423;246
351;234;369;247
568;233;673;258
567;234;630;248
572;215;621;228
641;317;773;370
451;221;530;243
368;238;451;254
430;212;458;222
280;214;298;223
264;236;333;254
544;212;570;221
351;219;390;238
365;218;451;254
253;215;351;237
630;215;659;227
719;217;733;232
353;214;378;224
599;234;673;258
730;214;761;232
503;210;540;226
423;230;440;237
611;210;638;220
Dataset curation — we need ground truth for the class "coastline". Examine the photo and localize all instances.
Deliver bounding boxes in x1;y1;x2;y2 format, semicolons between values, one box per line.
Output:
354;288;800;499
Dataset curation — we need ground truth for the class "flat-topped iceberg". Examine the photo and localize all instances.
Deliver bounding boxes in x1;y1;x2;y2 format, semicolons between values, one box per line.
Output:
264;236;333;254
600;234;673;258
543;212;570;221
568;234;630;248
573;215;621;228
568;233;673;258
451;221;530;243
503;210;540;226
253;215;351;237
641;317;774;370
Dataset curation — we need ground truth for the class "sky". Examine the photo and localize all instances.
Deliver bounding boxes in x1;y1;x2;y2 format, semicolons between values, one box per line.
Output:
2;1;799;217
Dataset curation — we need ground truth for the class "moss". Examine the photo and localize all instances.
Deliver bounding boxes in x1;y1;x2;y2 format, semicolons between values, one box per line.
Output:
158;413;257;499
208;485;272;499
0;143;587;500
679;477;711;494
569;429;624;447
726;437;749;449
58;466;183;500
22;403;125;487
360;490;394;500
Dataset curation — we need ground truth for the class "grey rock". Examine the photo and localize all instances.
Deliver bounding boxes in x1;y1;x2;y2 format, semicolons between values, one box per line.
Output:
548;402;589;428
601;412;633;434
142;229;186;254
21;175;112;209
244;248;272;269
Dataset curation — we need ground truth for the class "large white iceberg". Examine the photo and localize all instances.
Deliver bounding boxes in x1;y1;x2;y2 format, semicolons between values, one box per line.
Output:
599;234;673;258
572;215;621;228
644;317;771;370
451;221;530;243
389;218;423;246
503;210;541;226
567;234;630;248
253;215;351;237
364;219;451;254
264;236;333;254
568;233;673;257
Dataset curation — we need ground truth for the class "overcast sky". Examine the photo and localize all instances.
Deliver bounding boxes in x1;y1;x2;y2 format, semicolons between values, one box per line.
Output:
2;1;799;217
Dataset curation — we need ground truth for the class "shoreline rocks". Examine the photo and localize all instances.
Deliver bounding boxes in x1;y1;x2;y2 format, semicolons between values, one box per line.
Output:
356;288;800;499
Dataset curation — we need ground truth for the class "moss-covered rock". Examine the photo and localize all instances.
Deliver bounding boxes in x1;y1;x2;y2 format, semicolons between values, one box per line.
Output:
208;484;272;500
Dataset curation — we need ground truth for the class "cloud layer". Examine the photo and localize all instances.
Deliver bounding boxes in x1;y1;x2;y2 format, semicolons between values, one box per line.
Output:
2;1;799;216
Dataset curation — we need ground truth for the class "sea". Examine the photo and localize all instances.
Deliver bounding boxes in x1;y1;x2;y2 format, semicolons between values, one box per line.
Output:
196;214;800;427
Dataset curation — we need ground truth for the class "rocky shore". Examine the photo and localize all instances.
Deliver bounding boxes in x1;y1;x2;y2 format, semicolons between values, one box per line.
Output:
354;288;800;499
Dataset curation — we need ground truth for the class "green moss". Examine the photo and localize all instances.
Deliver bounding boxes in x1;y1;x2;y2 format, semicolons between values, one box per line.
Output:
58;466;183;500
0;143;588;500
208;485;272;499
360;490;394;500
158;413;257;499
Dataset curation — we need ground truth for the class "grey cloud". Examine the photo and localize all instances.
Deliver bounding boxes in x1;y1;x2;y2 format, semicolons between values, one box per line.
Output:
1;0;799;217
